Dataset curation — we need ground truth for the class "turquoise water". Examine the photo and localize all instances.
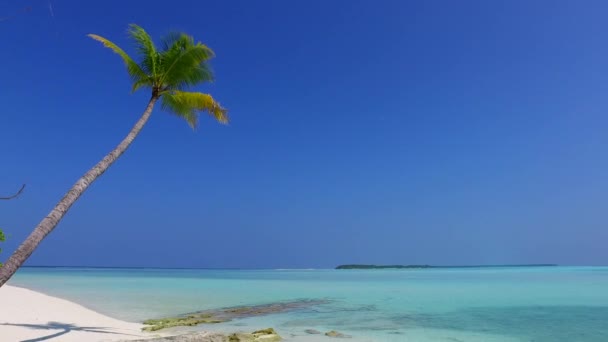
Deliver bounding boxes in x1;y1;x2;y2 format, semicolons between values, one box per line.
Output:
9;266;608;341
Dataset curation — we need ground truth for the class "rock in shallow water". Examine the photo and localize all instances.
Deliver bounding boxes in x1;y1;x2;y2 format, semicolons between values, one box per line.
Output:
123;328;281;342
228;328;282;341
123;332;226;342
304;329;321;334
143;300;328;331
325;330;351;338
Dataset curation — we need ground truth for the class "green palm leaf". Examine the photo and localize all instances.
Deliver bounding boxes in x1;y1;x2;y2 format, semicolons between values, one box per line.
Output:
128;24;159;76
161;91;228;128
88;34;148;83
159;35;214;88
89;24;227;127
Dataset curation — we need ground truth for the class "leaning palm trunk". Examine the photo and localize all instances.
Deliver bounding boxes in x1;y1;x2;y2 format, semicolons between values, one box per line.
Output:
0;96;158;286
0;24;227;287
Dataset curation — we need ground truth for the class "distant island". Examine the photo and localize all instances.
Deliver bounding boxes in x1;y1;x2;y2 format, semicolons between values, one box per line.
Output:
336;264;432;269
335;264;558;270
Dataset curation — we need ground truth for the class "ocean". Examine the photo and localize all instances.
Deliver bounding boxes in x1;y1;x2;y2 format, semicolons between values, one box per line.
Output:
9;266;608;341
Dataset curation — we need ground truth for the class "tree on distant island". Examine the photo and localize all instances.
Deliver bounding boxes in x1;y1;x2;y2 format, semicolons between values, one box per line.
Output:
0;25;228;286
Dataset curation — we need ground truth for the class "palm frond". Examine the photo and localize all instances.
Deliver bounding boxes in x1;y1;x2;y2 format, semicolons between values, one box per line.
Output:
88;34;148;83
159;34;215;88
131;77;153;93
160;31;184;51
161;91;228;128
90;25;227;118
127;24;158;75
165;63;214;91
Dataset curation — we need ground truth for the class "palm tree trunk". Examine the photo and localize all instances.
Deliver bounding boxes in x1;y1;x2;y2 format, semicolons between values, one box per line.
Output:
0;95;159;287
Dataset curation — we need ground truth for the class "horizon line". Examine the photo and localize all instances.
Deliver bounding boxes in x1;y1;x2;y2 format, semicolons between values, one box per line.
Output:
17;263;588;270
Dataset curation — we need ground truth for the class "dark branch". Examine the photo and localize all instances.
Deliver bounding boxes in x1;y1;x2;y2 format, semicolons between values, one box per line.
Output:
0;184;26;200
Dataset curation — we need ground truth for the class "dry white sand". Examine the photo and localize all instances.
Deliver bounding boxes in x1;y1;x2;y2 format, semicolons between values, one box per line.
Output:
0;285;153;341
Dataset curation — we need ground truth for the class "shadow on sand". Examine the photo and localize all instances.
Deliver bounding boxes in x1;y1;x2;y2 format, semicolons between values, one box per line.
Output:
1;321;137;342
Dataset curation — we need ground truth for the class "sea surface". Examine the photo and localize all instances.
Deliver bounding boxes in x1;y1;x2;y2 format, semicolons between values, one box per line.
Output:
9;266;608;342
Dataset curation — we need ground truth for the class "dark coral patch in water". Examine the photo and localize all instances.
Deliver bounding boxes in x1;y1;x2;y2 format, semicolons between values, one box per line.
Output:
143;299;330;332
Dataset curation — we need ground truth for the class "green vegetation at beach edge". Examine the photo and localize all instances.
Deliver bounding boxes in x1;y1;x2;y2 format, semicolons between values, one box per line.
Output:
0;229;5;267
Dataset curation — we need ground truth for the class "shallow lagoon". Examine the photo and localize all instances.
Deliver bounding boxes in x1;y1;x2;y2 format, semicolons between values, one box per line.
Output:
11;266;608;341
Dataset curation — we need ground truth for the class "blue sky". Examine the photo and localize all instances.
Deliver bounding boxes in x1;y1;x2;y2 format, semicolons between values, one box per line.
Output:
1;0;607;268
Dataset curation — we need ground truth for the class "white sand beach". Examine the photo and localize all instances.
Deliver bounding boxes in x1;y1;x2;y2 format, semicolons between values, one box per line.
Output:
0;285;151;342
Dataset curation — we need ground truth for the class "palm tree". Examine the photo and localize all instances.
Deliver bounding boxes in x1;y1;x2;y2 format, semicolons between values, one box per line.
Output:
0;24;227;286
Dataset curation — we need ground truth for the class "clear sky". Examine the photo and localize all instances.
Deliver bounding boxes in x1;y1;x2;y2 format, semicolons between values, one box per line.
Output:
1;0;607;268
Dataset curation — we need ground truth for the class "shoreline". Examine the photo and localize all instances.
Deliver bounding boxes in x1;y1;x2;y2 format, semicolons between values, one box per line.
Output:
0;285;171;341
0;285;286;342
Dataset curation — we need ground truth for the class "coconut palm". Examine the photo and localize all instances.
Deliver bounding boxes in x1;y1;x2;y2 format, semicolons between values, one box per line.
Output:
0;24;227;286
